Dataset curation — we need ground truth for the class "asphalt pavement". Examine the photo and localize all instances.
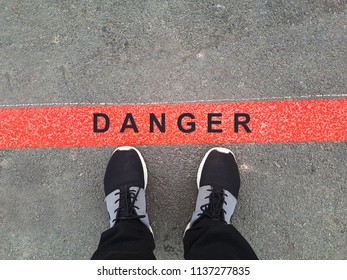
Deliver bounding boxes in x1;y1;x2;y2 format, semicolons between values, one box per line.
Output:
1;0;346;259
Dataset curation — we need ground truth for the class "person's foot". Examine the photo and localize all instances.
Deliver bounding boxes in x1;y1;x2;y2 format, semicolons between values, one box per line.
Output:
186;147;240;231
104;146;152;233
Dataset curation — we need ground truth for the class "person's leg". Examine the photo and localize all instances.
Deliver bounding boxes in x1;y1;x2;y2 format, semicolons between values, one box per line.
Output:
92;220;155;260
91;146;155;260
184;147;258;260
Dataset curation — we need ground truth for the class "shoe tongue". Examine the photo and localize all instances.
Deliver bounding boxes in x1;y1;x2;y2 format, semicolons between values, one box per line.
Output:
119;179;144;189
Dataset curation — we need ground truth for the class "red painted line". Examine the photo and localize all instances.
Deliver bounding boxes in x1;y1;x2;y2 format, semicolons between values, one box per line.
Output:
1;99;346;149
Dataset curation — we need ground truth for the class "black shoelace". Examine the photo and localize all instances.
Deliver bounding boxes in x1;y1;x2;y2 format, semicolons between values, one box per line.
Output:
113;187;145;223
198;187;227;223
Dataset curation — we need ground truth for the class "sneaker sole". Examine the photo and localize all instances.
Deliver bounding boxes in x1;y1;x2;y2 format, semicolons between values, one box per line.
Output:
111;146;148;190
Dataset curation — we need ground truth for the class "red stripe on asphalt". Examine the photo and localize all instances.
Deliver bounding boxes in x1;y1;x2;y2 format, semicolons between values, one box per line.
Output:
1;99;346;149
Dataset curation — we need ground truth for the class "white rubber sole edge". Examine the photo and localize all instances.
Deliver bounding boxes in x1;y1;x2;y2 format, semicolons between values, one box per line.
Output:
111;146;148;190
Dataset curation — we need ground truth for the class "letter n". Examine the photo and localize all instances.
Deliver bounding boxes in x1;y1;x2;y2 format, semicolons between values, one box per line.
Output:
150;113;166;133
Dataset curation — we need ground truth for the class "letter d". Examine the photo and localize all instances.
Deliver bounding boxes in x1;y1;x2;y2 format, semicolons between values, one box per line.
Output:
93;113;110;133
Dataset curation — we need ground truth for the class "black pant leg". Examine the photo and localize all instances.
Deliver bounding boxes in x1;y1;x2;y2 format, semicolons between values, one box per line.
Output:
184;218;258;260
91;219;156;260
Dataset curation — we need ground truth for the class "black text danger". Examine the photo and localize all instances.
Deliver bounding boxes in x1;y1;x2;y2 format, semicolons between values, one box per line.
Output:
93;113;251;133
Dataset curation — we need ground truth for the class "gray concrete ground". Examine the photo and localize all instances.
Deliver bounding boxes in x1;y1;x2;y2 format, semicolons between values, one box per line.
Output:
1;0;346;259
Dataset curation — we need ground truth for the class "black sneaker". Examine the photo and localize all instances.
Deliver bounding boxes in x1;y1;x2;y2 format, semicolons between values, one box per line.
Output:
104;146;152;233
186;147;240;231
